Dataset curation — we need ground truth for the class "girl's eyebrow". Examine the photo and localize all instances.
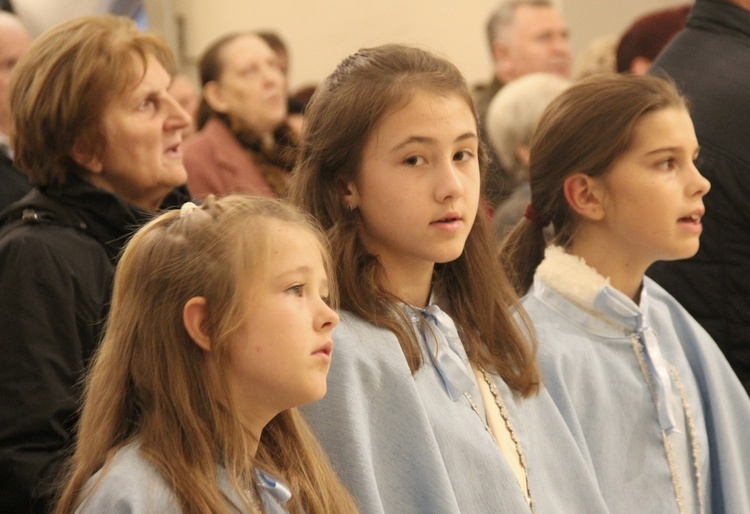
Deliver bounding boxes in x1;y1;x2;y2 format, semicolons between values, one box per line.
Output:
276;265;313;278
391;132;477;152
642;144;701;162
643;145;688;156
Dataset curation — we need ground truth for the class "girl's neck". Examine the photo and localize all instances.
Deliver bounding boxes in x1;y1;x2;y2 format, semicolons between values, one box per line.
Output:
230;392;269;458
567;232;648;303
240;418;263;458
379;256;435;308
208;361;263;459
397;282;432;309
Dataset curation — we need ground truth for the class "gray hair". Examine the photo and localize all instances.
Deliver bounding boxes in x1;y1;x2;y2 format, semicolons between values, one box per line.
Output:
486;72;570;179
486;0;557;48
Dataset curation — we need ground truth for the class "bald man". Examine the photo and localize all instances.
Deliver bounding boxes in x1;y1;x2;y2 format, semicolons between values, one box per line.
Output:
0;11;32;211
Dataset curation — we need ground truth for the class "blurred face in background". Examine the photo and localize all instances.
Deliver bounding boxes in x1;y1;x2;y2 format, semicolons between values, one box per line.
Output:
205;34;287;145
492;4;571;83
168;74;199;137
0;13;31;136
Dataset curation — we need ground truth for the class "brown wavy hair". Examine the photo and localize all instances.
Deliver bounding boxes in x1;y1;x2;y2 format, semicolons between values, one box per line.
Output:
9;15;175;186
288;44;539;395
55;195;358;514
499;74;687;295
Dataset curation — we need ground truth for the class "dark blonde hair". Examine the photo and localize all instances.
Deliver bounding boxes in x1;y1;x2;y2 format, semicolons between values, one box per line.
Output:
499;74;687;295
9;15;175;186
288;44;539;395
55;195;357;514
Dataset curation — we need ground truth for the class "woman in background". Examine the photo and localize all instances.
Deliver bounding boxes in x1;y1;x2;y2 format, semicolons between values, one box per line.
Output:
0;16;191;513
184;32;297;199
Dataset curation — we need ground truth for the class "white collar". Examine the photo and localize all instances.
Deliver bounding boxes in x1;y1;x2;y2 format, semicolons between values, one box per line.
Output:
536;245;610;312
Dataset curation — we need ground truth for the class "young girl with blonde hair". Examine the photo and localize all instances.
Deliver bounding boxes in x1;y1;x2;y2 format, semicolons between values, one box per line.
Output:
289;44;609;513
500;74;750;514
55;195;358;513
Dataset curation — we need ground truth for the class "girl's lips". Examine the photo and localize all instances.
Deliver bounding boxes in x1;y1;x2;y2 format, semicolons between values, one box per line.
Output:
677;215;703;234
678;213;702;223
313;341;333;359
430;217;464;232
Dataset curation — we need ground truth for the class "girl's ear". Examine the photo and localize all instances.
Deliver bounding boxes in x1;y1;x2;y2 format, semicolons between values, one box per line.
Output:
338;178;361;210
563;172;606;221
183;296;212;352
203;81;227;114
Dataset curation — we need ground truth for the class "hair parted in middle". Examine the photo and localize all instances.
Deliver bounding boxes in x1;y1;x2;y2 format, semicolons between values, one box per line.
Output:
54;195;357;514
288;43;539;396
499;73;687;295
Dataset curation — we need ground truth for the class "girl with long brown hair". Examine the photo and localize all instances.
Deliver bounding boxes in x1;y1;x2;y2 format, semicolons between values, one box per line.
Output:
288;44;608;513
55;195;358;513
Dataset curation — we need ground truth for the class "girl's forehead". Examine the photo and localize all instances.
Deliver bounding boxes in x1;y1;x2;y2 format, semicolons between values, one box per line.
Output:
265;221;322;257
630;106;692;145
366;91;475;143
240;221;324;284
375;89;471;123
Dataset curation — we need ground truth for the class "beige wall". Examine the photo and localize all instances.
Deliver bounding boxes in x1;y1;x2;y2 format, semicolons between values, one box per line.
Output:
158;0;691;90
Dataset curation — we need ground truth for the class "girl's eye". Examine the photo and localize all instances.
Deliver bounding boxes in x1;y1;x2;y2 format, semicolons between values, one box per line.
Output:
657;158;677;171
454;150;474;162
404;155;425;167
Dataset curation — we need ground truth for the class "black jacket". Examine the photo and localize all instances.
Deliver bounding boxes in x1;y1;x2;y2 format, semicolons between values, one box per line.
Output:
647;0;750;393
0;177;188;513
0;151;32;213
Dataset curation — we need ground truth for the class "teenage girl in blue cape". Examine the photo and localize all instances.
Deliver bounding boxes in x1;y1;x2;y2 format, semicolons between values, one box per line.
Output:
289;44;609;514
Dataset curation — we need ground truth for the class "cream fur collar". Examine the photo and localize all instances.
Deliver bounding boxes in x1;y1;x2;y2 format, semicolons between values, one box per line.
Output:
536;245;610;312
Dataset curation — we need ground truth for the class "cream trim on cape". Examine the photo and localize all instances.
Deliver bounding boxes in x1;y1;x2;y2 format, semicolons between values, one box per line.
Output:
535;245;610;313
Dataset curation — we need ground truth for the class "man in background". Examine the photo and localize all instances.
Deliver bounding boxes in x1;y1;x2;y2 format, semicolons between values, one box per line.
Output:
0;11;31;211
474;0;571;212
648;0;750;394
